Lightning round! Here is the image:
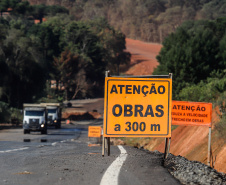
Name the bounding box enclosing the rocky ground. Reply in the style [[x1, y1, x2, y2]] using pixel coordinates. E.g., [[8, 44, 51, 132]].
[[149, 150, 226, 185]]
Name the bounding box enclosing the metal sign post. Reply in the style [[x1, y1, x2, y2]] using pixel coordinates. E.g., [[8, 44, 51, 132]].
[[207, 127, 212, 166], [164, 137, 171, 159], [102, 71, 110, 156]]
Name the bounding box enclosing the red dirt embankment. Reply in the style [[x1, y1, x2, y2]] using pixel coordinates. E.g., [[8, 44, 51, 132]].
[[125, 38, 161, 75], [125, 38, 226, 173]]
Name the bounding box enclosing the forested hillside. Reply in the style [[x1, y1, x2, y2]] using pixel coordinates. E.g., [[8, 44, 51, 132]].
[[27, 0, 226, 42], [0, 0, 130, 122]]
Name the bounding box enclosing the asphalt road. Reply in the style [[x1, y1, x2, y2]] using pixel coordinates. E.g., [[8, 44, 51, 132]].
[[0, 121, 181, 185]]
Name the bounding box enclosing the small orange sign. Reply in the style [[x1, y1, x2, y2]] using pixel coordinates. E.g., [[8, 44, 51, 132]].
[[172, 101, 212, 126], [88, 126, 102, 137], [104, 77, 172, 137]]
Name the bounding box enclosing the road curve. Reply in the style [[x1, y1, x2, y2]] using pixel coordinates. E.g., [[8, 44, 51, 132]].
[[0, 122, 180, 185]]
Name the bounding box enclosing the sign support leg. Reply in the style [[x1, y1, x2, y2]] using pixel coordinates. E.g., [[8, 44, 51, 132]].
[[103, 70, 111, 157], [102, 136, 105, 156], [107, 137, 110, 156], [168, 137, 171, 157], [164, 137, 171, 159], [105, 137, 108, 151], [104, 137, 111, 156], [164, 138, 168, 159], [207, 127, 212, 166]]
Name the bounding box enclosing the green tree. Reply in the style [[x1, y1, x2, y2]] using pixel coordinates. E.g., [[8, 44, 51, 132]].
[[28, 22, 62, 79], [154, 19, 226, 99], [178, 72, 226, 102], [53, 49, 83, 100], [0, 22, 7, 42], [11, 1, 31, 16], [0, 0, 9, 17], [0, 28, 46, 108], [90, 18, 131, 75], [219, 34, 226, 66], [45, 5, 69, 16], [30, 4, 46, 23], [64, 20, 106, 97]]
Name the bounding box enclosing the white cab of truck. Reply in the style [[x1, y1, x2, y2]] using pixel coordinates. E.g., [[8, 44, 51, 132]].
[[23, 104, 47, 134], [40, 103, 61, 129]]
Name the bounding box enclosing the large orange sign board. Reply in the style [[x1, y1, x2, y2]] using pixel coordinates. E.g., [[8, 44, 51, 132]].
[[88, 126, 102, 137], [104, 77, 172, 137], [172, 101, 212, 126]]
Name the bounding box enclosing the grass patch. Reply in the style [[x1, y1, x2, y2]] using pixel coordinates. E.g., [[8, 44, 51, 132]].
[[215, 115, 226, 142]]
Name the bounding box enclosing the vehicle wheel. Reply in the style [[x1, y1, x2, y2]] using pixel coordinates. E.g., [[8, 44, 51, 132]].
[[24, 129, 30, 134], [41, 129, 47, 135], [55, 124, 61, 129], [23, 139, 31, 142]]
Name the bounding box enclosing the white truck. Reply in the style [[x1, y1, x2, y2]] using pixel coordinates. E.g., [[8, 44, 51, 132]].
[[23, 104, 48, 134], [40, 103, 61, 129]]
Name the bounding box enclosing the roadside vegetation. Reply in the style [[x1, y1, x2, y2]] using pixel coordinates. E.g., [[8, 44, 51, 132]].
[[153, 18, 226, 140], [121, 18, 226, 146], [0, 0, 130, 123], [27, 0, 226, 43]]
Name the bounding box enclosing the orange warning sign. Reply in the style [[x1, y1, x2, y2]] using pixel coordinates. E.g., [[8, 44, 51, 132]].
[[104, 77, 172, 137], [88, 126, 102, 137], [172, 101, 212, 126]]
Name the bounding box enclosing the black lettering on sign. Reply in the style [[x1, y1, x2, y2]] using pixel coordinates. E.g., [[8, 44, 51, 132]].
[[132, 122, 139, 131], [149, 83, 157, 94], [133, 85, 140, 94], [90, 131, 98, 133], [142, 85, 149, 97], [158, 86, 165, 94], [151, 124, 160, 131], [140, 122, 146, 131], [144, 105, 154, 117], [112, 104, 122, 117], [192, 119, 204, 122], [109, 84, 166, 95], [114, 124, 121, 131], [126, 85, 132, 94], [125, 122, 131, 131], [112, 104, 165, 117], [155, 105, 164, 117], [125, 122, 147, 132], [134, 105, 144, 117], [124, 104, 133, 117], [118, 85, 125, 94], [110, 85, 118, 94]]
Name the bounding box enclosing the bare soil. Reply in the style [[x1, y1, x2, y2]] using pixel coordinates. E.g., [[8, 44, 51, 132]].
[[125, 38, 162, 75]]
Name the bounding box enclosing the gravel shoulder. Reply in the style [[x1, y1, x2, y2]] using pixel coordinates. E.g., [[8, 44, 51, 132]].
[[163, 152, 226, 185]]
